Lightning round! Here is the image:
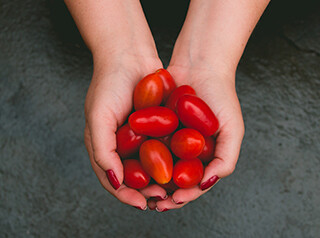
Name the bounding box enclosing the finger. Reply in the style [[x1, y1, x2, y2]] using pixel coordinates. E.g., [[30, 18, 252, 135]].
[[147, 198, 157, 211], [155, 195, 188, 212], [139, 184, 168, 201], [85, 126, 147, 210], [87, 110, 124, 190], [171, 186, 205, 205], [200, 119, 245, 190]]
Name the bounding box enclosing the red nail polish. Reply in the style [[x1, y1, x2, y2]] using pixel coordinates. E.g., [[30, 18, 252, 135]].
[[156, 207, 170, 212], [153, 195, 167, 201], [134, 206, 147, 211], [106, 170, 121, 190], [175, 201, 184, 205], [200, 175, 220, 190]]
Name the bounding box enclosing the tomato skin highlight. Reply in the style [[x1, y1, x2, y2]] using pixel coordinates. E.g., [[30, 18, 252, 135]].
[[176, 95, 219, 136], [173, 158, 204, 189], [123, 159, 150, 189], [198, 136, 216, 163], [155, 69, 177, 104], [139, 139, 173, 184], [165, 85, 196, 112], [129, 106, 179, 137], [116, 123, 148, 158], [170, 128, 205, 160], [133, 73, 163, 111]]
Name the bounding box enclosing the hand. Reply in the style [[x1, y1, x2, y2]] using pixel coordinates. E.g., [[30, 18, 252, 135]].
[[154, 65, 245, 211], [84, 55, 167, 210]]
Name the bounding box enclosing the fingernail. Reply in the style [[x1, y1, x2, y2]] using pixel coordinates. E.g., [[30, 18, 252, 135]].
[[153, 195, 168, 201], [156, 207, 170, 212], [134, 205, 147, 211], [106, 170, 121, 190], [175, 201, 184, 205], [171, 197, 183, 205], [200, 175, 220, 190]]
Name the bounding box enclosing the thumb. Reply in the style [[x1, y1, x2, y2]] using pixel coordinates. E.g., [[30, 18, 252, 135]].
[[88, 110, 124, 190], [200, 119, 245, 190]]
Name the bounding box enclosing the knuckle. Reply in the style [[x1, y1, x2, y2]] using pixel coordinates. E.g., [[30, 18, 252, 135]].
[[224, 162, 236, 177]]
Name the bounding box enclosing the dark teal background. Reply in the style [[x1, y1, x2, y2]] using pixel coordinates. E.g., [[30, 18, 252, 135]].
[[1, 1, 319, 237]]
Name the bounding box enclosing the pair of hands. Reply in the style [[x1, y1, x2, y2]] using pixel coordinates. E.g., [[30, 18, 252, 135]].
[[84, 51, 245, 211]]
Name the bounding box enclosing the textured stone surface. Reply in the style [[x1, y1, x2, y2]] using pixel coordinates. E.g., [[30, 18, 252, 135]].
[[1, 1, 319, 237]]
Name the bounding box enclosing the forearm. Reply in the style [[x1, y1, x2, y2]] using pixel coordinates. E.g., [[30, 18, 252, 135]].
[[170, 0, 270, 74], [64, 0, 159, 63]]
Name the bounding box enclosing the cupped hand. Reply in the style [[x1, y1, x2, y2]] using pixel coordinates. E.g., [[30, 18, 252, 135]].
[[155, 65, 245, 211], [84, 55, 167, 210]]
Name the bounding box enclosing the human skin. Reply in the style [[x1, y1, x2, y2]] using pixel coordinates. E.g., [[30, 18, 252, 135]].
[[64, 0, 167, 210], [155, 0, 270, 212], [65, 0, 270, 211]]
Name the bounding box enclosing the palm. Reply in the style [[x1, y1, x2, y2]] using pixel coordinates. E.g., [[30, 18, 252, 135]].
[[153, 66, 245, 210]]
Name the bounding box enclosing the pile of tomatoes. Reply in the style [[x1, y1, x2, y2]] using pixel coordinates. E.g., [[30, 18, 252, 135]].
[[116, 69, 218, 192]]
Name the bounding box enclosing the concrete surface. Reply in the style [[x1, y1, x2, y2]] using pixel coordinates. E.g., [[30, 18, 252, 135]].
[[1, 1, 319, 237]]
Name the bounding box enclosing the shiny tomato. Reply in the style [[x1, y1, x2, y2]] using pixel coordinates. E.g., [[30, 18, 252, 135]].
[[129, 106, 179, 137], [170, 128, 205, 160], [165, 85, 196, 111], [173, 158, 204, 189], [116, 123, 147, 158], [176, 95, 219, 136], [155, 69, 177, 104], [123, 159, 150, 189], [198, 136, 216, 163], [133, 73, 163, 111], [139, 139, 173, 184]]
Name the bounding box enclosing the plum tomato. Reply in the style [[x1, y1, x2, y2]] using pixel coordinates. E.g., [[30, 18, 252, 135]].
[[170, 128, 205, 160], [155, 69, 177, 104], [176, 95, 219, 136], [123, 159, 150, 189], [173, 158, 204, 189], [139, 139, 173, 184], [129, 106, 179, 137], [165, 85, 196, 112], [116, 123, 147, 158], [198, 136, 216, 163], [133, 73, 163, 111]]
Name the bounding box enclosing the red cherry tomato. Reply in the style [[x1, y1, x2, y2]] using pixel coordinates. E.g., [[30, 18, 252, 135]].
[[123, 159, 150, 189], [155, 69, 177, 104], [129, 106, 179, 137], [133, 73, 163, 111], [176, 95, 219, 136], [116, 123, 148, 158], [198, 136, 216, 163], [173, 158, 204, 189], [170, 128, 205, 160], [139, 139, 173, 184], [165, 85, 196, 111]]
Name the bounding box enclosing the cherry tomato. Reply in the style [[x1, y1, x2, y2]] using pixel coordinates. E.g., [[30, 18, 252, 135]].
[[155, 68, 177, 104], [173, 158, 204, 189], [165, 85, 196, 111], [139, 139, 173, 184], [170, 128, 205, 160], [129, 106, 179, 137], [116, 123, 147, 158], [133, 73, 163, 111], [123, 159, 150, 189], [198, 136, 216, 163], [176, 95, 219, 136]]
